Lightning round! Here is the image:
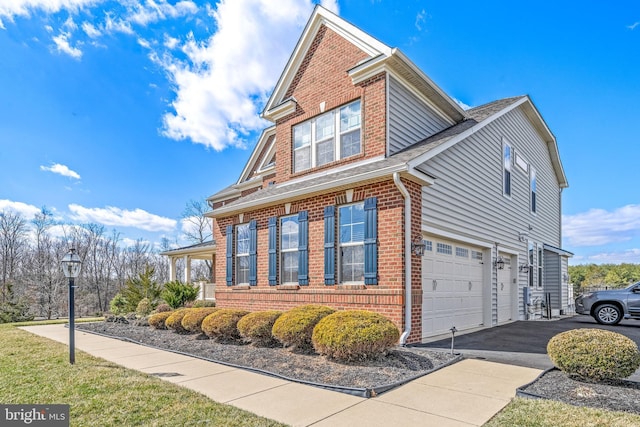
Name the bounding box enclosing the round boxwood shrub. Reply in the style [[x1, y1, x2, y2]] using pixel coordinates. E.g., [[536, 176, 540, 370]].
[[165, 308, 192, 334], [201, 309, 250, 341], [312, 310, 400, 361], [237, 310, 283, 347], [181, 307, 218, 334], [272, 305, 335, 352], [547, 328, 640, 381], [154, 303, 172, 313], [148, 311, 173, 330]]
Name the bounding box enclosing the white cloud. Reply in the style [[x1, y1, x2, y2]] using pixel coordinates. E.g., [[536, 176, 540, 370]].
[[563, 204, 640, 247], [40, 163, 81, 179], [82, 21, 101, 38], [0, 200, 41, 219], [127, 0, 198, 26], [52, 31, 83, 58], [571, 249, 640, 265], [159, 0, 337, 151], [68, 204, 177, 232], [0, 0, 100, 28], [163, 34, 179, 49], [415, 9, 427, 31], [628, 22, 639, 30], [454, 98, 472, 110], [103, 12, 134, 35]]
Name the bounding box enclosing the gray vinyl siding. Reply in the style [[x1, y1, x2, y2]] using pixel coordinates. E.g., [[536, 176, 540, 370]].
[[419, 106, 562, 322], [544, 250, 561, 310], [388, 76, 450, 155]]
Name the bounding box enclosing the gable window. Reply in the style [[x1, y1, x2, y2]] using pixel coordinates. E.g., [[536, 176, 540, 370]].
[[236, 223, 250, 285], [339, 202, 365, 283], [530, 167, 537, 214], [293, 100, 361, 173], [280, 216, 299, 284], [503, 140, 512, 197]]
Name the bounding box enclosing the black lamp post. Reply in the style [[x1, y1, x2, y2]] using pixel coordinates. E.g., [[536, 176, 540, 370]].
[[61, 248, 82, 364]]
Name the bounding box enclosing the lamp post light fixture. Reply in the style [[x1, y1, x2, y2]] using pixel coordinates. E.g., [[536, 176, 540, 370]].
[[61, 248, 82, 364]]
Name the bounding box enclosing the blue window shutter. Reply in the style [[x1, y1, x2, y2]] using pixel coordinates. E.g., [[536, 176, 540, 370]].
[[364, 197, 378, 285], [249, 220, 257, 286], [268, 217, 277, 285], [324, 206, 335, 285], [298, 211, 309, 285], [225, 225, 233, 286]]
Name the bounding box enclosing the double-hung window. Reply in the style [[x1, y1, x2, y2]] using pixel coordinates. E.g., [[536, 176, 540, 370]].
[[280, 216, 299, 284], [339, 203, 365, 283], [537, 244, 543, 288], [236, 223, 250, 285], [503, 140, 512, 197], [293, 100, 361, 173]]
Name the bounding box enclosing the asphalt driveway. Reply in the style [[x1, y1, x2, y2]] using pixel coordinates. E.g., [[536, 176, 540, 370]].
[[411, 315, 640, 375]]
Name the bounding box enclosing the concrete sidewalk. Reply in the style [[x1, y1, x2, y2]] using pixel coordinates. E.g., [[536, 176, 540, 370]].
[[21, 324, 541, 427]]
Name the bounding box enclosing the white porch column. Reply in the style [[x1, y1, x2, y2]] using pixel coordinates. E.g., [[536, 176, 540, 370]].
[[169, 257, 177, 281], [183, 255, 191, 283]]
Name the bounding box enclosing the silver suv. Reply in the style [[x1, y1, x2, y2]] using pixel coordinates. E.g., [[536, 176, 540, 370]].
[[575, 282, 640, 325]]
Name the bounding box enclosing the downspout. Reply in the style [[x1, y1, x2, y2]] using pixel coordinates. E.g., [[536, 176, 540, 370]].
[[393, 172, 412, 345]]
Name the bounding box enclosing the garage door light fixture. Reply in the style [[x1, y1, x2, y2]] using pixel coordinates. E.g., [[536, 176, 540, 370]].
[[519, 263, 530, 273], [411, 237, 426, 257], [493, 256, 505, 270]]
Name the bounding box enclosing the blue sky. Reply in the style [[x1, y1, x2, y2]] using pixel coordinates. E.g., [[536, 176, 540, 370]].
[[1, 0, 639, 264]]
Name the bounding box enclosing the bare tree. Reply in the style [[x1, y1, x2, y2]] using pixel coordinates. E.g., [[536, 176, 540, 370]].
[[181, 199, 213, 244], [0, 211, 28, 304]]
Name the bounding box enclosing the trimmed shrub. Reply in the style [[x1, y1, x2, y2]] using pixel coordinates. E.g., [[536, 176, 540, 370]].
[[312, 310, 400, 361], [161, 281, 200, 309], [181, 308, 219, 334], [201, 309, 250, 341], [272, 305, 335, 352], [547, 328, 640, 381], [148, 311, 173, 330], [165, 308, 192, 334], [136, 298, 153, 316], [193, 300, 217, 308], [155, 303, 172, 313], [109, 293, 128, 315], [237, 310, 283, 347]]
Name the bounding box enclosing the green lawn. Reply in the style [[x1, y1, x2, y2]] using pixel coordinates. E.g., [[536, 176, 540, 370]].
[[0, 322, 287, 426], [485, 397, 640, 427]]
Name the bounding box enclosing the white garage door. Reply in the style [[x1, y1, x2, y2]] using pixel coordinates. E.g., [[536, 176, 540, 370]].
[[497, 254, 513, 324], [422, 238, 485, 338]]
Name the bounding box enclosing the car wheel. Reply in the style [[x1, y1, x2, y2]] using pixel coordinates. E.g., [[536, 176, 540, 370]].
[[593, 304, 622, 325]]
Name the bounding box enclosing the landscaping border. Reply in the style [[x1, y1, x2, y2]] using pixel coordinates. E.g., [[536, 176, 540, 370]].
[[75, 324, 463, 398]]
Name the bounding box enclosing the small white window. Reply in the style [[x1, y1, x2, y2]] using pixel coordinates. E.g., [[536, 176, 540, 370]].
[[456, 247, 469, 258], [503, 140, 512, 197], [425, 240, 433, 252], [437, 243, 452, 255], [530, 167, 537, 214], [537, 245, 543, 288], [471, 250, 483, 261]]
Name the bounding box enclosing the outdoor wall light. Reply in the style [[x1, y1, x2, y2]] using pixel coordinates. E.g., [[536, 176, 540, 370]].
[[519, 263, 530, 273], [61, 248, 82, 365], [411, 237, 426, 257], [493, 256, 505, 270]]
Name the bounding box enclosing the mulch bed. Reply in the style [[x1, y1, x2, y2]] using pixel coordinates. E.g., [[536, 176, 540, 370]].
[[77, 321, 458, 396], [520, 369, 640, 414]]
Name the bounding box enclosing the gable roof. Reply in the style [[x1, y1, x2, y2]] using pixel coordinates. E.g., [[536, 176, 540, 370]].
[[262, 5, 465, 123], [208, 95, 567, 217]]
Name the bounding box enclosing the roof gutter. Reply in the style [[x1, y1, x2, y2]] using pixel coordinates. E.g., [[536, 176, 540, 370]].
[[393, 172, 412, 345]]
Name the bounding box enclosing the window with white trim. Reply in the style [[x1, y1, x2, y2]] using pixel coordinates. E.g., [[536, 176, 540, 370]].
[[456, 247, 469, 258], [503, 140, 512, 197], [236, 223, 250, 285], [293, 100, 361, 173], [425, 240, 433, 252], [537, 244, 543, 288], [530, 167, 537, 214], [339, 202, 365, 283], [471, 250, 483, 261], [437, 243, 452, 255], [280, 216, 299, 284], [528, 241, 535, 288]]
